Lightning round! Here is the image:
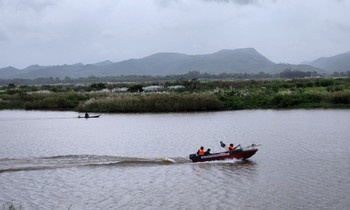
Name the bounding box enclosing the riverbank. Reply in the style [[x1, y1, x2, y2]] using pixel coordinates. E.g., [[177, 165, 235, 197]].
[[0, 78, 349, 112]]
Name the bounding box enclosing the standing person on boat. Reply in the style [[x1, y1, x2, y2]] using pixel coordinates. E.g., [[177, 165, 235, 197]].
[[204, 148, 211, 155], [197, 146, 205, 156], [220, 141, 226, 148], [85, 112, 89, 118]]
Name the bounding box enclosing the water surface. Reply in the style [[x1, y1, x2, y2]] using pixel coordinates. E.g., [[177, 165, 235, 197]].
[[0, 110, 349, 209]]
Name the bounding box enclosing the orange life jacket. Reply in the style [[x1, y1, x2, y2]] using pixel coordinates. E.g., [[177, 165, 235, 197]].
[[198, 149, 205, 156], [228, 145, 234, 152]]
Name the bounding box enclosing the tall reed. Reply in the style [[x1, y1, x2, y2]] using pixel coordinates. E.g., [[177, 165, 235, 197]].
[[77, 93, 223, 112]]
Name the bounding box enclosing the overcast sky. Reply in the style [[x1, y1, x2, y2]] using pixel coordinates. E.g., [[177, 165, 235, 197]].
[[1, 0, 350, 69]]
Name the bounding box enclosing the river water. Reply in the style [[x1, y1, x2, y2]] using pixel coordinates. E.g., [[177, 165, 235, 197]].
[[0, 110, 349, 209]]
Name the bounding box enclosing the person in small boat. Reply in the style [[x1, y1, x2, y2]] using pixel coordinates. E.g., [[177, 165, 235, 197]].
[[228, 144, 235, 153], [228, 143, 241, 153], [85, 112, 89, 118], [204, 148, 211, 155], [197, 146, 205, 156]]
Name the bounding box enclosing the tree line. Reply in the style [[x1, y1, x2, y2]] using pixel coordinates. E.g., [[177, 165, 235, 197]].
[[1, 69, 349, 86]]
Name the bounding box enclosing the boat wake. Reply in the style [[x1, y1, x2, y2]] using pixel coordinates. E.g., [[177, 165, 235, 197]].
[[0, 155, 187, 174]]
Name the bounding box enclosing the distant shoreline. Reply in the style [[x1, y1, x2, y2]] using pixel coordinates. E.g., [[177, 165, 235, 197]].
[[1, 78, 349, 112]]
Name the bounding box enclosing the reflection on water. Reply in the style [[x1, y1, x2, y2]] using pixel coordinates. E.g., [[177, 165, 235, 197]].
[[0, 110, 350, 209], [192, 159, 257, 174]]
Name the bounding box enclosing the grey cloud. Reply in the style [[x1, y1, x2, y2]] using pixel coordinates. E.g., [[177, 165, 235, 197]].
[[202, 0, 258, 5], [154, 0, 258, 7], [326, 20, 350, 33], [0, 26, 8, 41], [154, 0, 180, 7], [0, 0, 350, 68], [1, 0, 56, 12], [0, 33, 8, 41]]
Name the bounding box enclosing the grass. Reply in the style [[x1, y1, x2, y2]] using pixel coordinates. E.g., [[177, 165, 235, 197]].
[[76, 93, 224, 112]]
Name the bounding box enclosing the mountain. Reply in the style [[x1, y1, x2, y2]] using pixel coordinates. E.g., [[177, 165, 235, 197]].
[[174, 48, 275, 74], [0, 66, 21, 78], [308, 51, 350, 72], [24, 64, 46, 72], [91, 60, 114, 66], [0, 48, 323, 79], [89, 48, 277, 76], [272, 63, 321, 73]]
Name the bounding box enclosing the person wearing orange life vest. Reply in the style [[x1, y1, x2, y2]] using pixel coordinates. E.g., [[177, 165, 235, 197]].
[[228, 144, 235, 153], [228, 143, 241, 153], [197, 146, 205, 156]]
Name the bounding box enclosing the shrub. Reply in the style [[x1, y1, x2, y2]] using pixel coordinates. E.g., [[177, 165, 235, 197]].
[[272, 93, 322, 108], [127, 84, 144, 92], [77, 93, 223, 112], [325, 90, 350, 104]]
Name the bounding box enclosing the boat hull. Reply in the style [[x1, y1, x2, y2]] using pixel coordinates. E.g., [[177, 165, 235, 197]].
[[78, 115, 100, 118], [189, 148, 258, 163]]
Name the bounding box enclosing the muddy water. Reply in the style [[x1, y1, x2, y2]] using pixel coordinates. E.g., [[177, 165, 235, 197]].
[[0, 110, 349, 209]]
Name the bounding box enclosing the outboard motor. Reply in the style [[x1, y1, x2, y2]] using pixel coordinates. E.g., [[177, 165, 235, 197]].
[[189, 154, 197, 160]]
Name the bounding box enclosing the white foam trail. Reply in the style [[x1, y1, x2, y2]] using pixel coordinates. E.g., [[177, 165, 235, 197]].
[[162, 157, 176, 163]]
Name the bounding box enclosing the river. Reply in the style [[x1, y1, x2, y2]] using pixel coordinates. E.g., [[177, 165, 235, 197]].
[[0, 110, 349, 209]]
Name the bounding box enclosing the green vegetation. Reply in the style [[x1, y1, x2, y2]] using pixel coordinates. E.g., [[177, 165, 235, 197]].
[[1, 70, 350, 86], [77, 94, 223, 112], [1, 78, 350, 112]]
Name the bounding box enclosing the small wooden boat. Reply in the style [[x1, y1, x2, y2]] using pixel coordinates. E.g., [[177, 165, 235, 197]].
[[78, 114, 101, 119], [189, 143, 260, 163]]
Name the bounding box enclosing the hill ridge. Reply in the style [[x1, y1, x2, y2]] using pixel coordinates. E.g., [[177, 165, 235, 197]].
[[1, 48, 345, 79]]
